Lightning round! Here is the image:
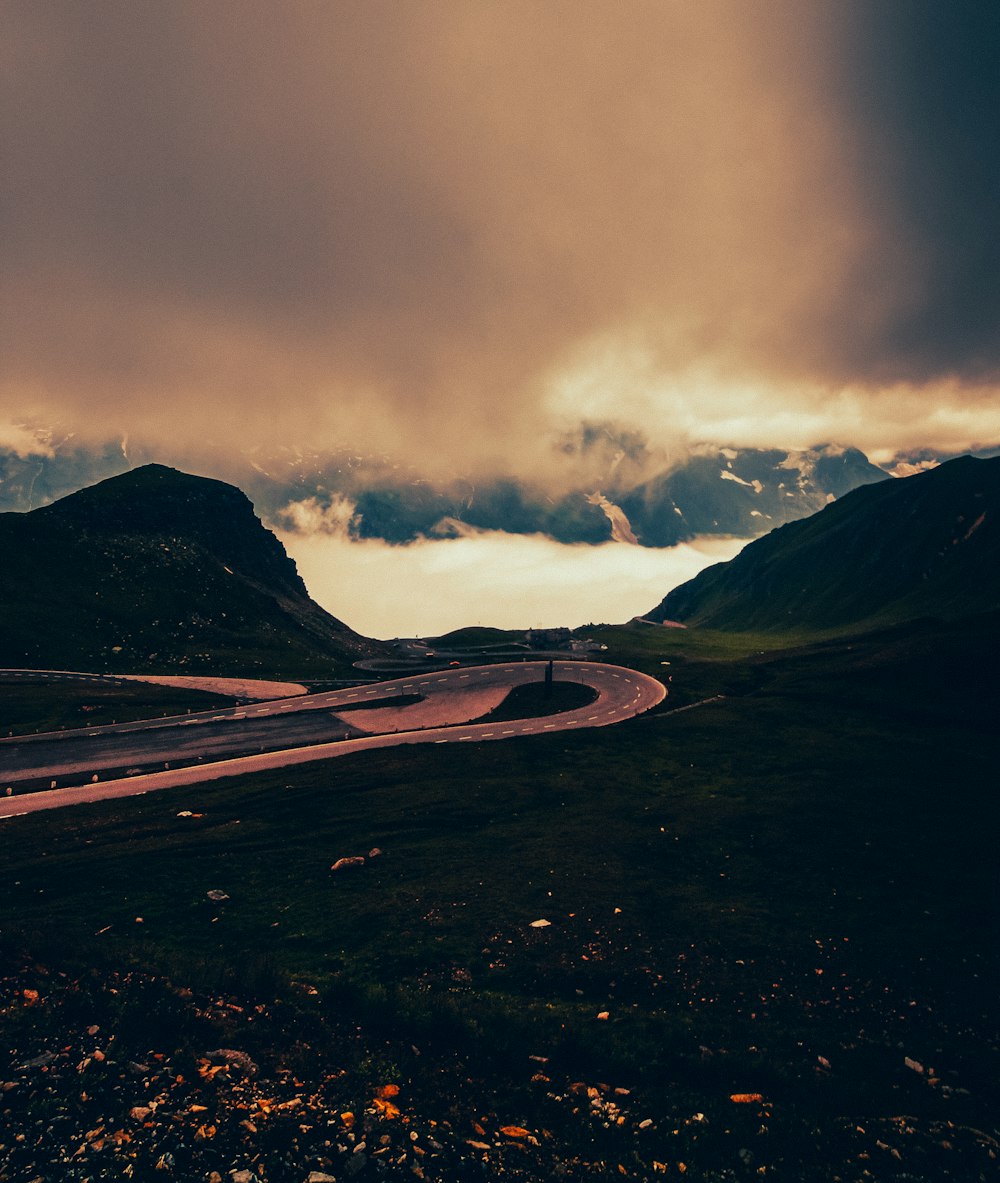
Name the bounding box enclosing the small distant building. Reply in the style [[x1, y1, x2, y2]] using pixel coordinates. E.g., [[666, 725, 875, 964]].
[[525, 627, 572, 650]]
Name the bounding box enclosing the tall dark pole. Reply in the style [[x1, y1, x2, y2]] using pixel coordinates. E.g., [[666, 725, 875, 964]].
[[544, 659, 553, 698]]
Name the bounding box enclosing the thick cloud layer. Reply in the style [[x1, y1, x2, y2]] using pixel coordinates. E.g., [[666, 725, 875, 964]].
[[278, 521, 746, 638], [4, 1, 999, 479]]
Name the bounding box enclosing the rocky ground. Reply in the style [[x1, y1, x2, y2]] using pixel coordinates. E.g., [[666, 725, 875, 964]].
[[3, 945, 998, 1183]]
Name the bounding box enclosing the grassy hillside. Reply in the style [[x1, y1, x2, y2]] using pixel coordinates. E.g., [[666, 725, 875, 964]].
[[0, 675, 238, 737], [649, 455, 1000, 632], [2, 616, 997, 1179], [0, 464, 378, 677]]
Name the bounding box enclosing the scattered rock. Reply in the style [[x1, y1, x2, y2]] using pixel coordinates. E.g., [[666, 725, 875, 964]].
[[20, 1050, 58, 1069], [205, 1048, 258, 1076], [368, 847, 383, 858], [0, 945, 992, 1183], [206, 889, 230, 902], [528, 919, 551, 928]]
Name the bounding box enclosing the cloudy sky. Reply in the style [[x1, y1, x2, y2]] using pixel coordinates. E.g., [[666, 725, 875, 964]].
[[4, 0, 999, 481]]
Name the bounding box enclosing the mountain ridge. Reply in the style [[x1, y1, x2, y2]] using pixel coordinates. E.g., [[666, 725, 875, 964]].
[[647, 454, 1000, 632], [1, 434, 893, 547]]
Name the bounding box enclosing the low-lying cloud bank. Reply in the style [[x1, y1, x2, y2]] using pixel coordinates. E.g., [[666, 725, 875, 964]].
[[277, 527, 746, 638]]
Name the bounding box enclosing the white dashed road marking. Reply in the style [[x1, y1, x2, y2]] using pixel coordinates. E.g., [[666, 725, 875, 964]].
[[2, 662, 667, 817]]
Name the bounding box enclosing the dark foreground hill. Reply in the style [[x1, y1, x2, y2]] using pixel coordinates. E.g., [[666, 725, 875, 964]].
[[0, 464, 374, 674], [648, 454, 1000, 631]]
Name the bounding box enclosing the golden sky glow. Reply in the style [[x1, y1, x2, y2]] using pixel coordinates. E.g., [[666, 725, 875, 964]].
[[3, 1, 999, 479]]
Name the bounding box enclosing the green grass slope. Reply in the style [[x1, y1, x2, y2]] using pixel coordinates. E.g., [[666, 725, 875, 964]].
[[1, 615, 997, 1179], [648, 454, 1000, 632], [0, 464, 377, 676]]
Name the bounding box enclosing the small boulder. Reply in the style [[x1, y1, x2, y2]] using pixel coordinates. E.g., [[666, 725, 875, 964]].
[[331, 856, 366, 872]]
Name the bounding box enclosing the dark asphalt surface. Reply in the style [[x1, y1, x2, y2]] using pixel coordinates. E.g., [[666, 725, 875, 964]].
[[1, 662, 666, 817]]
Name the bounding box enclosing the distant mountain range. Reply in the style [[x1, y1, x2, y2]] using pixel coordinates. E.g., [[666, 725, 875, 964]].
[[0, 432, 898, 547], [617, 445, 887, 546], [0, 465, 373, 675], [2, 455, 997, 679], [647, 455, 1000, 632]]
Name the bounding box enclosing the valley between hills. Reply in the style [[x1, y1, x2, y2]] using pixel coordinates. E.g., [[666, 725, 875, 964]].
[[1, 459, 998, 1182]]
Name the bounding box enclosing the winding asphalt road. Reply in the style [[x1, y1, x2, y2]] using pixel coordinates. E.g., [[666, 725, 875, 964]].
[[0, 662, 665, 818]]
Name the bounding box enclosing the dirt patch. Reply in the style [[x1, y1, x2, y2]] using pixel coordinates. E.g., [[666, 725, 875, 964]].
[[120, 675, 307, 700]]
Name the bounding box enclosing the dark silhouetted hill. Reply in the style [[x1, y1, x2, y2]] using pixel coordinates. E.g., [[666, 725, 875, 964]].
[[0, 465, 374, 674], [647, 455, 1000, 632]]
